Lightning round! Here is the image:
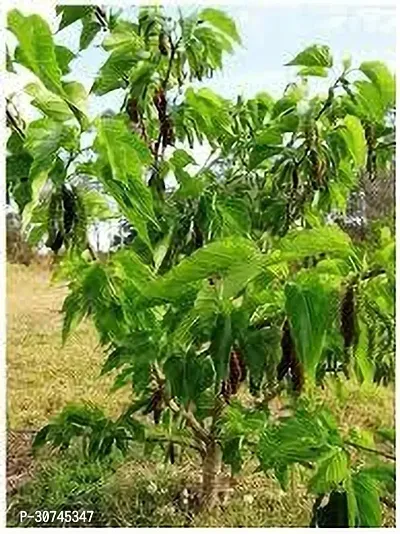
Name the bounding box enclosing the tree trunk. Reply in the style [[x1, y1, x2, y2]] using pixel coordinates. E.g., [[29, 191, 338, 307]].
[[201, 440, 222, 509]]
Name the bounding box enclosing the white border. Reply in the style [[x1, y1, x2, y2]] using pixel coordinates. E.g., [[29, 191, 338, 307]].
[[1, 0, 398, 532]]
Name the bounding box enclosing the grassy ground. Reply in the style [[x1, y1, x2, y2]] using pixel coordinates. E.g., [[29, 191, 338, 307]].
[[7, 263, 129, 429], [6, 263, 395, 527]]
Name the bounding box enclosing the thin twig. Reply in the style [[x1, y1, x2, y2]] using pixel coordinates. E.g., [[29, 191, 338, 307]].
[[345, 440, 395, 461]]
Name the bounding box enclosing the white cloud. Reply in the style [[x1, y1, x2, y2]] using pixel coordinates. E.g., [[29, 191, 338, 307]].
[[322, 5, 396, 35]]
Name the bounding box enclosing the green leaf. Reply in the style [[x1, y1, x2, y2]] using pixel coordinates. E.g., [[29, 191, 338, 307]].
[[240, 328, 280, 393], [145, 238, 261, 300], [103, 21, 144, 54], [32, 425, 51, 451], [95, 117, 155, 247], [352, 471, 382, 527], [340, 115, 366, 167], [249, 144, 283, 170], [92, 54, 134, 96], [184, 87, 233, 140], [62, 81, 89, 128], [375, 427, 395, 445], [269, 226, 353, 265], [361, 463, 395, 494], [164, 352, 215, 404], [345, 477, 358, 527], [128, 62, 156, 99], [6, 46, 15, 72], [6, 150, 33, 211], [352, 80, 386, 122], [298, 66, 328, 77], [25, 82, 74, 122], [258, 406, 335, 473], [210, 314, 232, 383], [354, 321, 374, 383], [80, 18, 101, 50], [359, 61, 395, 108], [285, 277, 331, 377], [309, 448, 349, 493], [198, 8, 241, 44], [22, 119, 77, 230], [170, 149, 196, 169], [222, 437, 243, 474], [8, 10, 63, 95], [54, 45, 75, 75], [285, 44, 333, 68], [24, 118, 77, 164], [56, 5, 93, 31]]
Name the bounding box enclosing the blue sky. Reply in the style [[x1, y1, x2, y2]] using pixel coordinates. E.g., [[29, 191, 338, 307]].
[[6, 3, 396, 120], [47, 3, 396, 117]]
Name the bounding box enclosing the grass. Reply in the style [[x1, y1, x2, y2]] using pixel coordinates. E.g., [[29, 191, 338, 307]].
[[6, 263, 395, 527], [8, 444, 315, 528], [7, 263, 129, 429]]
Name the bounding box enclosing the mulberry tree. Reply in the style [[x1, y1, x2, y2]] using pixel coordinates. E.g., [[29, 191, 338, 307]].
[[6, 5, 395, 524]]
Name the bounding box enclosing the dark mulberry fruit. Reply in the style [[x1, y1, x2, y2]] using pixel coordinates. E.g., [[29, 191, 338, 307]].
[[126, 97, 139, 124], [62, 185, 76, 236], [340, 284, 356, 350], [277, 319, 304, 393]]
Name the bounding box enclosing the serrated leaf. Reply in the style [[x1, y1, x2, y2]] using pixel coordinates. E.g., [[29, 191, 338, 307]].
[[8, 10, 63, 95], [170, 149, 196, 169], [340, 115, 366, 167], [62, 81, 89, 128], [249, 144, 283, 170], [95, 117, 155, 248], [258, 407, 334, 473], [359, 60, 395, 108], [298, 66, 328, 77], [286, 44, 333, 68], [80, 17, 101, 50], [24, 118, 77, 163], [55, 45, 76, 75], [103, 21, 144, 54], [309, 448, 349, 493], [268, 226, 352, 265], [25, 82, 74, 122], [145, 238, 261, 300], [210, 314, 232, 383], [352, 471, 382, 527], [352, 80, 386, 122], [22, 119, 77, 230], [375, 427, 395, 445], [6, 46, 15, 72], [92, 53, 134, 95], [222, 437, 243, 474], [361, 463, 395, 494], [354, 321, 374, 383], [153, 231, 172, 273], [344, 477, 358, 527], [198, 8, 241, 44], [56, 5, 93, 31], [285, 277, 331, 377]]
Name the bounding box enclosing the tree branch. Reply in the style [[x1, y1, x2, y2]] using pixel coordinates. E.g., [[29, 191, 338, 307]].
[[345, 440, 395, 461], [151, 364, 210, 446], [146, 435, 204, 454]]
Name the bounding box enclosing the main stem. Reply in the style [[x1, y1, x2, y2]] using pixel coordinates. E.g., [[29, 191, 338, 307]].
[[201, 439, 223, 508], [200, 395, 226, 508]]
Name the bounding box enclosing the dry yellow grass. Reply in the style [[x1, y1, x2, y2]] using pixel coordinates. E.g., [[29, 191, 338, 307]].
[[7, 263, 130, 429]]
